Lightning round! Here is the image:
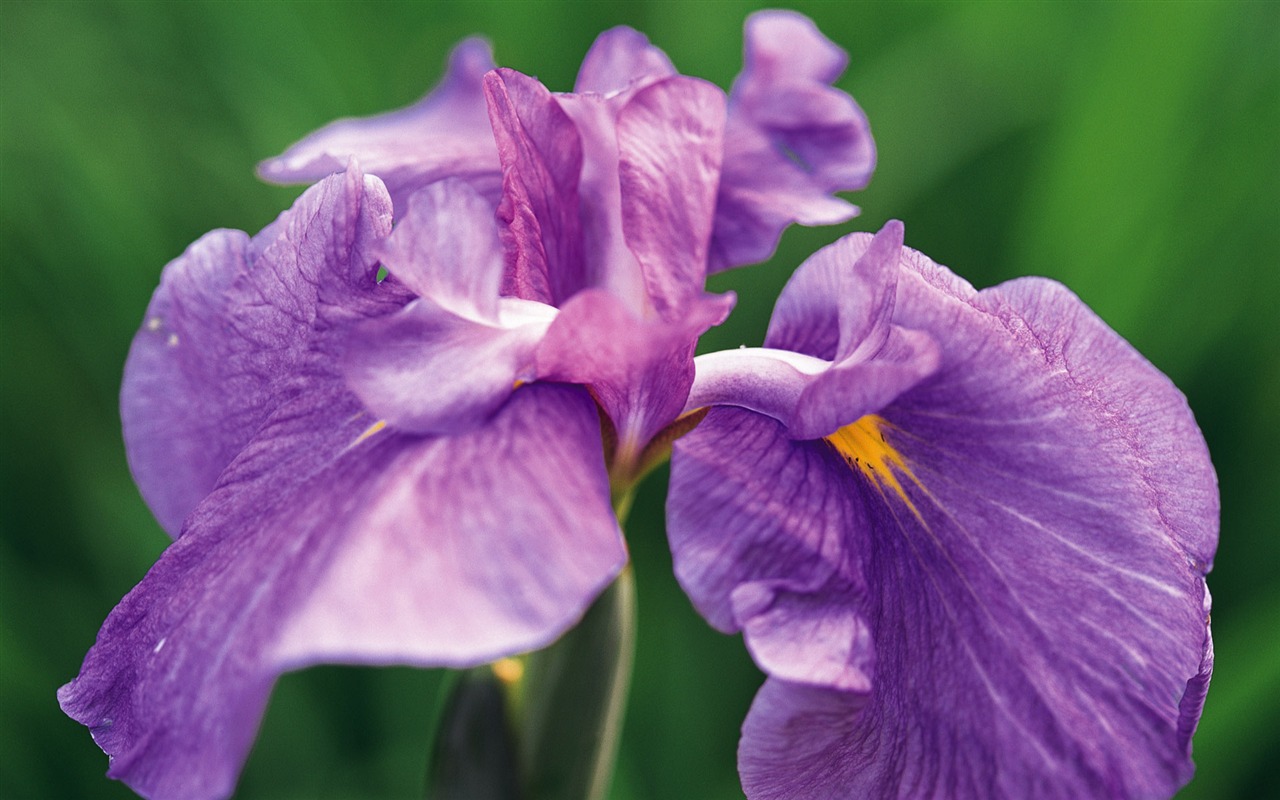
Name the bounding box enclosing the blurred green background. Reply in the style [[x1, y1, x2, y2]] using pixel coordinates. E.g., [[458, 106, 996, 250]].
[[2, 1, 1277, 798]]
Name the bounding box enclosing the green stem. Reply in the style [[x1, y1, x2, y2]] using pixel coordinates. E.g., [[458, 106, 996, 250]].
[[513, 567, 636, 800]]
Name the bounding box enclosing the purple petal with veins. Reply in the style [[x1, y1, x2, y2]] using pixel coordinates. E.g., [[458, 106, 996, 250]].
[[121, 165, 397, 536], [574, 26, 676, 95], [62, 383, 622, 800], [710, 11, 876, 271], [670, 225, 1218, 799], [258, 38, 501, 213]]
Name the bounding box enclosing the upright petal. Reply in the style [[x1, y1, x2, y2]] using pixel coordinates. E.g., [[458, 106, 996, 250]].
[[574, 26, 676, 95], [485, 69, 586, 305], [711, 11, 875, 271], [60, 382, 624, 800], [121, 166, 396, 535], [670, 235, 1217, 798], [616, 76, 726, 316], [258, 39, 501, 212]]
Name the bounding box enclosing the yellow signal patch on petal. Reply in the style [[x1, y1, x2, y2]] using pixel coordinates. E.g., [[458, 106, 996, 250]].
[[352, 419, 388, 446], [826, 415, 925, 522]]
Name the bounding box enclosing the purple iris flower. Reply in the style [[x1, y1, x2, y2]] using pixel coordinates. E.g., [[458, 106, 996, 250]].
[[59, 13, 875, 800], [668, 222, 1218, 799], [259, 10, 875, 272]]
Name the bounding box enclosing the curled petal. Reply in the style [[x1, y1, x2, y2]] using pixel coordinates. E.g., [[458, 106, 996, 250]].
[[122, 166, 396, 535], [711, 10, 875, 271], [574, 26, 676, 95], [60, 383, 623, 800], [685, 347, 826, 424], [765, 220, 903, 362], [259, 39, 501, 212], [791, 326, 940, 439], [732, 578, 874, 694]]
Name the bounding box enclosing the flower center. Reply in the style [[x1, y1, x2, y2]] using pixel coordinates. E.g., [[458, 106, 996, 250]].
[[826, 415, 924, 520]]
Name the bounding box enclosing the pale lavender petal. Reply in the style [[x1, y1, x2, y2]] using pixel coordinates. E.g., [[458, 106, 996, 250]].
[[537, 288, 733, 457], [375, 179, 505, 319], [121, 166, 396, 535], [731, 578, 873, 694], [485, 69, 586, 305], [617, 76, 726, 315], [670, 238, 1217, 797], [258, 39, 501, 212], [684, 329, 938, 441], [711, 11, 875, 271], [274, 383, 624, 667], [60, 382, 622, 800], [574, 26, 676, 94], [341, 295, 551, 435]]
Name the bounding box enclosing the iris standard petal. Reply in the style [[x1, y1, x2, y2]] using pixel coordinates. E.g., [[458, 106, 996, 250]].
[[616, 76, 726, 316], [710, 10, 875, 271], [60, 382, 623, 800], [485, 68, 586, 305], [258, 38, 500, 212], [670, 234, 1217, 798], [574, 26, 676, 95], [121, 166, 396, 535]]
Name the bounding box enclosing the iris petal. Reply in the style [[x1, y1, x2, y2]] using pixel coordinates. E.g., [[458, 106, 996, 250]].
[[121, 166, 396, 536], [615, 75, 726, 315], [574, 26, 676, 95], [341, 295, 552, 435], [485, 68, 587, 305], [258, 38, 500, 213], [710, 10, 875, 271], [61, 383, 623, 800], [669, 233, 1217, 798]]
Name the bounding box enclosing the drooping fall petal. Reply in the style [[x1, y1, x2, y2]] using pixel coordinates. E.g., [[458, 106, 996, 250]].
[[669, 229, 1217, 799], [61, 383, 623, 800]]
